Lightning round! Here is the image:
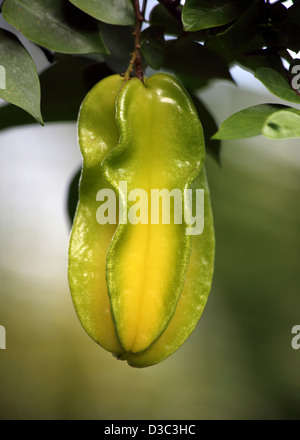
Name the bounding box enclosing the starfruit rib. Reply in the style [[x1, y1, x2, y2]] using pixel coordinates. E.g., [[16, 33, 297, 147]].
[[68, 74, 125, 354], [102, 73, 206, 354], [123, 168, 215, 367]]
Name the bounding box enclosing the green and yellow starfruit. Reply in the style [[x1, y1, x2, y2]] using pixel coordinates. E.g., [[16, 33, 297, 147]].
[[68, 73, 215, 367]]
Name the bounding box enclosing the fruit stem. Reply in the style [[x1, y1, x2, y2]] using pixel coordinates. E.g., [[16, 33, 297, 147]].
[[133, 0, 144, 81], [124, 0, 144, 82]]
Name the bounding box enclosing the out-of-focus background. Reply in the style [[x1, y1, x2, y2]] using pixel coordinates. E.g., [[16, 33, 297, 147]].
[[1, 4, 300, 421]]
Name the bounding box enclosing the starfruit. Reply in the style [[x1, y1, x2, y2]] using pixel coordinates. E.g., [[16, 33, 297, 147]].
[[68, 73, 215, 367]]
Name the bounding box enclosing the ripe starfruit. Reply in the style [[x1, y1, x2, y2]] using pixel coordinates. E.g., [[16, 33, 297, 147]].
[[68, 73, 215, 367]]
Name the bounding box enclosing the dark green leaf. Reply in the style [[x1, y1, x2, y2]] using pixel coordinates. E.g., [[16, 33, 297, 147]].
[[189, 91, 221, 164], [69, 0, 134, 26], [164, 39, 233, 90], [0, 57, 114, 131], [100, 23, 134, 73], [282, 3, 300, 52], [141, 26, 166, 70], [236, 53, 286, 76], [255, 67, 300, 104], [2, 0, 108, 54], [206, 1, 263, 60], [268, 2, 287, 25], [284, 2, 300, 26], [263, 109, 300, 139], [182, 0, 250, 32], [212, 104, 292, 140], [150, 4, 183, 36], [0, 29, 43, 124], [282, 22, 300, 53], [0, 105, 34, 130]]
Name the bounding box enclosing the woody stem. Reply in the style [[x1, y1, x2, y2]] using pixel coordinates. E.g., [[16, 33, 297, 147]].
[[133, 0, 144, 81]]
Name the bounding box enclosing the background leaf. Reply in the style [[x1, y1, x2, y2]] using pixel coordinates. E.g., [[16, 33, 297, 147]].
[[0, 57, 114, 131], [69, 0, 134, 26], [0, 29, 42, 124], [236, 53, 286, 77], [141, 26, 166, 70], [164, 39, 233, 90], [255, 67, 300, 104], [205, 0, 263, 62], [189, 91, 221, 164], [150, 4, 182, 36], [281, 3, 300, 52], [100, 23, 134, 73], [212, 104, 289, 140], [263, 109, 300, 139], [2, 0, 108, 54], [182, 0, 250, 32]]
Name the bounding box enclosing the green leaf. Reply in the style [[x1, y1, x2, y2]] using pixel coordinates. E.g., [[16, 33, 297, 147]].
[[262, 109, 300, 139], [2, 0, 108, 54], [182, 0, 249, 32], [0, 57, 114, 131], [150, 4, 183, 36], [164, 39, 233, 90], [141, 26, 166, 70], [255, 67, 300, 104], [212, 104, 288, 140], [0, 29, 43, 124], [69, 0, 134, 26]]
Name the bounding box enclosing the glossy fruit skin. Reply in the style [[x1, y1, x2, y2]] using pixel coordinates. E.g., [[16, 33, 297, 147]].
[[122, 168, 215, 367], [68, 74, 124, 355], [68, 73, 215, 367]]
